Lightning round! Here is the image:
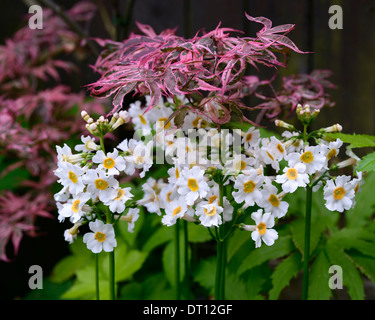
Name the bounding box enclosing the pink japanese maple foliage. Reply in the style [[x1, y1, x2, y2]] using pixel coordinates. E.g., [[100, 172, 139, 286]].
[[88, 13, 335, 125], [0, 1, 106, 261]]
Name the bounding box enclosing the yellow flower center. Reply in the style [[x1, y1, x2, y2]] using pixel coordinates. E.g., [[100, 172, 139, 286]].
[[158, 117, 171, 130], [208, 195, 218, 204], [286, 168, 298, 180], [235, 160, 247, 171], [166, 191, 173, 202], [103, 157, 115, 169], [192, 117, 208, 128], [277, 144, 284, 153], [95, 231, 106, 242], [300, 151, 314, 163], [72, 200, 80, 213], [173, 206, 182, 217], [95, 179, 108, 190], [268, 194, 280, 207], [327, 149, 337, 160], [333, 187, 345, 200], [138, 114, 147, 125], [266, 151, 275, 161], [115, 189, 125, 200], [175, 167, 180, 179], [204, 206, 217, 216], [68, 171, 78, 184], [187, 178, 199, 192], [257, 222, 267, 236], [245, 132, 252, 142], [243, 180, 256, 193]]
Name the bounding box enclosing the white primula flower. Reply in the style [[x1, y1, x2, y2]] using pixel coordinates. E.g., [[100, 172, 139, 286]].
[[260, 137, 286, 171], [196, 201, 223, 228], [321, 138, 343, 163], [128, 100, 153, 135], [54, 161, 85, 195], [281, 131, 304, 153], [323, 175, 355, 212], [56, 144, 84, 164], [202, 186, 233, 222], [246, 209, 278, 248], [83, 220, 117, 253], [125, 140, 153, 178], [117, 208, 140, 232], [286, 145, 327, 175], [176, 166, 210, 205], [74, 135, 99, 152], [63, 222, 82, 243], [149, 104, 174, 132], [159, 183, 179, 209], [82, 168, 119, 202], [162, 200, 188, 227], [242, 127, 261, 149], [275, 163, 309, 193], [92, 148, 126, 176], [58, 192, 90, 223], [104, 187, 133, 213], [137, 177, 165, 215], [233, 170, 264, 208], [257, 183, 289, 219], [225, 153, 256, 176]]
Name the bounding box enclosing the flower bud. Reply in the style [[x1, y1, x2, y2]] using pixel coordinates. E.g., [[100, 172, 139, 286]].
[[275, 119, 295, 131]]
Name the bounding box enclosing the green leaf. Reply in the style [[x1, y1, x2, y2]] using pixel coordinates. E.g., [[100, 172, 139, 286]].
[[346, 171, 375, 228], [237, 235, 295, 275], [227, 229, 252, 262], [115, 250, 147, 282], [350, 252, 375, 285], [269, 251, 303, 300], [142, 226, 173, 253], [193, 256, 216, 295], [325, 243, 364, 300], [357, 152, 375, 173], [308, 250, 332, 300], [330, 228, 375, 258], [324, 133, 375, 148], [187, 221, 212, 243], [162, 237, 190, 287]]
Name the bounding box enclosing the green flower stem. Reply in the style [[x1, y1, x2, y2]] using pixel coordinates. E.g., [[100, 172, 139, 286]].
[[302, 184, 313, 300], [214, 179, 227, 300], [215, 239, 224, 300], [95, 253, 100, 300], [175, 219, 181, 300], [183, 220, 190, 298], [100, 137, 116, 300], [109, 251, 116, 300]]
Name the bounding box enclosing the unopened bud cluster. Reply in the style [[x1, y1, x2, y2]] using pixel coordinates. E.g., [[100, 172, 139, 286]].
[[81, 110, 131, 137]]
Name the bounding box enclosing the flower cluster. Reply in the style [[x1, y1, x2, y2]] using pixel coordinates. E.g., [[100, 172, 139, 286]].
[[54, 94, 364, 252], [130, 99, 364, 248], [54, 111, 140, 253]]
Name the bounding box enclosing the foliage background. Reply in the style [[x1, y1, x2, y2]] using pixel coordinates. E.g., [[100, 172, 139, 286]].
[[0, 0, 374, 300]]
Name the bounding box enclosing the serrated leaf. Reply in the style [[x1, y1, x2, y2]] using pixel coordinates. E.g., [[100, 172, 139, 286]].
[[330, 229, 375, 258], [269, 251, 303, 300], [357, 152, 375, 173], [324, 133, 375, 148], [187, 222, 212, 243], [346, 172, 375, 228], [349, 252, 375, 285], [193, 256, 216, 294], [308, 249, 332, 300], [238, 235, 295, 275], [142, 225, 173, 253], [325, 243, 364, 300]]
